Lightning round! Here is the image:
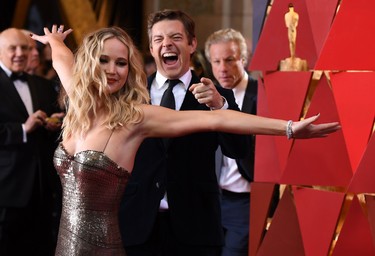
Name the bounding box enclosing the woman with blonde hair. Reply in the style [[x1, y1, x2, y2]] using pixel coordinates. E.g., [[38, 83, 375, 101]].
[[31, 25, 339, 255]]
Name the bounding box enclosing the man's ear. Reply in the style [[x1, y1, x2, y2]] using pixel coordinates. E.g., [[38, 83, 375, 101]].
[[149, 45, 155, 58], [189, 37, 197, 55]]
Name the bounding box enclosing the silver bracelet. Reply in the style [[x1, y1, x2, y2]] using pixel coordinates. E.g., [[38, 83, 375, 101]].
[[286, 120, 294, 140]]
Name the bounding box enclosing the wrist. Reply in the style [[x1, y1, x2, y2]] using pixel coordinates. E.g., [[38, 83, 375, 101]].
[[286, 120, 294, 139], [220, 96, 226, 108], [210, 96, 226, 110]]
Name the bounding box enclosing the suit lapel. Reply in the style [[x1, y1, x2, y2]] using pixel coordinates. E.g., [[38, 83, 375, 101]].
[[27, 76, 41, 113], [241, 78, 258, 114], [236, 77, 258, 181]]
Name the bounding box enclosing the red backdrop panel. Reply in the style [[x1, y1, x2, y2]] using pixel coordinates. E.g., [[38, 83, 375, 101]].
[[348, 133, 375, 193], [293, 187, 345, 256], [315, 0, 375, 70], [364, 195, 375, 249], [331, 196, 375, 256], [256, 188, 305, 256], [249, 183, 279, 256], [254, 76, 282, 182], [305, 0, 339, 54], [263, 71, 311, 172], [330, 71, 375, 171], [281, 76, 352, 186]]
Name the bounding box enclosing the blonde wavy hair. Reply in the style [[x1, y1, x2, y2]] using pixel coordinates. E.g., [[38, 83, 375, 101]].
[[62, 27, 150, 140]]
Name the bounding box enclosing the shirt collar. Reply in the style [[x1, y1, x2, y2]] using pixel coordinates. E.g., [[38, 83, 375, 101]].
[[155, 70, 192, 90], [232, 71, 248, 95], [0, 61, 12, 77]]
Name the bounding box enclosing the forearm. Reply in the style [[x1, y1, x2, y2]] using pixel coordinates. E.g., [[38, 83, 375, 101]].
[[246, 115, 287, 136], [213, 110, 340, 140], [49, 38, 74, 70], [214, 110, 287, 137]]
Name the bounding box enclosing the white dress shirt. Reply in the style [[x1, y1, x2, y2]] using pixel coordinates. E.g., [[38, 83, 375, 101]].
[[0, 62, 32, 142], [150, 71, 191, 110], [0, 62, 33, 115], [219, 72, 251, 193]]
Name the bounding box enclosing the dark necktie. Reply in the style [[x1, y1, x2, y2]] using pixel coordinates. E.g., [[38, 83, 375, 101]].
[[10, 72, 27, 82], [160, 79, 180, 109]]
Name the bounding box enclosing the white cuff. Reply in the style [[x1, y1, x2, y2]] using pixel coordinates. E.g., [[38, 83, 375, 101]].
[[22, 124, 27, 143]]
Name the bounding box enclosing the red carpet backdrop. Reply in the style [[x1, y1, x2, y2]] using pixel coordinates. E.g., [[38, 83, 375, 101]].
[[249, 0, 375, 255]]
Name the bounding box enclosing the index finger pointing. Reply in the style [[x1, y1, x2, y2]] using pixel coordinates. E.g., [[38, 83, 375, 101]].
[[189, 83, 199, 92]]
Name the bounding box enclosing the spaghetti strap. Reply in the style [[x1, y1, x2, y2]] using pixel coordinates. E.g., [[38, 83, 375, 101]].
[[102, 129, 114, 153]]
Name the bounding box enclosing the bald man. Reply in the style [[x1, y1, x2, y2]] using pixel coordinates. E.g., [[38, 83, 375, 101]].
[[0, 28, 64, 255]]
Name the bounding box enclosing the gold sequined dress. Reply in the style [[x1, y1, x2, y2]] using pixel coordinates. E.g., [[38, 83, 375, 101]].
[[53, 143, 130, 256]]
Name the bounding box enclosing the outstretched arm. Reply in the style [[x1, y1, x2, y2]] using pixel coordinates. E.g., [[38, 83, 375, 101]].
[[30, 25, 74, 95], [140, 105, 341, 140]]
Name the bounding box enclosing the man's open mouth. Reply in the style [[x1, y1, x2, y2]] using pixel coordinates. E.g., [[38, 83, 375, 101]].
[[162, 52, 178, 64]]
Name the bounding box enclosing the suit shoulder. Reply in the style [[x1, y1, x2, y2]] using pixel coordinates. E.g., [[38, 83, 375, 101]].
[[30, 74, 59, 89], [30, 74, 54, 83]]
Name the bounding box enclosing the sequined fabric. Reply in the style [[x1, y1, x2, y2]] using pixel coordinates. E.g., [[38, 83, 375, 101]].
[[53, 143, 130, 256]]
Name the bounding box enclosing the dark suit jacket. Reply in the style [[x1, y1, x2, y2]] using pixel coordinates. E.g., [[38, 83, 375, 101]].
[[120, 71, 248, 247], [215, 77, 257, 184], [235, 76, 258, 182], [0, 68, 61, 207]]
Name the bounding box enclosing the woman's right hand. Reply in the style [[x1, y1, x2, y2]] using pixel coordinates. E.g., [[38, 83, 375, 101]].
[[30, 24, 72, 45]]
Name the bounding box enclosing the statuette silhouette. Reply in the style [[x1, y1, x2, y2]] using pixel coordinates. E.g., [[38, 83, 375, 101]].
[[279, 3, 308, 71]]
